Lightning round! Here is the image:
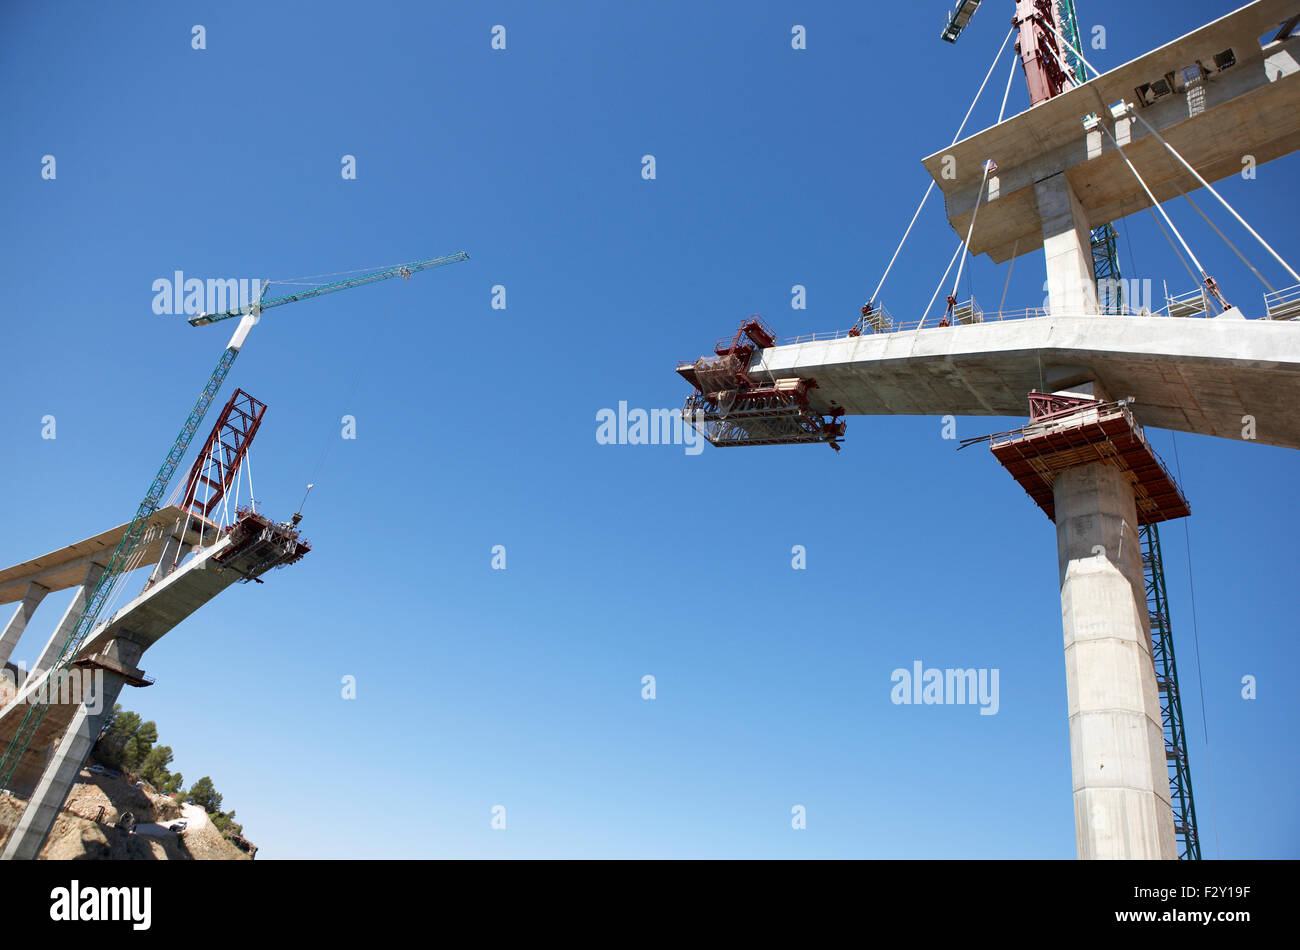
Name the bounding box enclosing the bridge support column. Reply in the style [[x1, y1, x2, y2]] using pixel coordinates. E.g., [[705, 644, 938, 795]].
[[1054, 464, 1177, 859], [0, 583, 49, 669], [1035, 171, 1098, 315], [0, 638, 140, 860], [32, 561, 106, 677], [145, 525, 191, 590]]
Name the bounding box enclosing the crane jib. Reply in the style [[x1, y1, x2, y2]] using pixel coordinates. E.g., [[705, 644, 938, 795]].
[[187, 252, 469, 326]]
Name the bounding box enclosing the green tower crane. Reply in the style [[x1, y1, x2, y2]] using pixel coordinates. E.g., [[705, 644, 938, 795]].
[[0, 252, 468, 795], [939, 0, 1201, 859]]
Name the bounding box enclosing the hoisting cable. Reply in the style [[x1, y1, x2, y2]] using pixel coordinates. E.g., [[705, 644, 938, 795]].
[[862, 27, 1017, 324], [270, 262, 410, 287], [1183, 194, 1274, 293], [944, 159, 995, 323], [1154, 144, 1275, 292], [935, 53, 1018, 328], [920, 240, 966, 327], [1102, 123, 1226, 307], [1170, 432, 1223, 858], [998, 238, 1019, 314], [1040, 19, 1300, 286], [925, 52, 1013, 335], [1147, 206, 1202, 294], [1038, 39, 1230, 311]]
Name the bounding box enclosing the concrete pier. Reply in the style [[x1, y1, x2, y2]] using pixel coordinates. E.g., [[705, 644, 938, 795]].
[[1054, 464, 1177, 859], [31, 561, 105, 676], [0, 583, 48, 669], [1035, 173, 1098, 315], [0, 508, 308, 859], [0, 638, 139, 861]]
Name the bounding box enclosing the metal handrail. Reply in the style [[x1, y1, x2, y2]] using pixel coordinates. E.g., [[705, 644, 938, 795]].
[[1264, 282, 1300, 320], [774, 297, 1293, 346]]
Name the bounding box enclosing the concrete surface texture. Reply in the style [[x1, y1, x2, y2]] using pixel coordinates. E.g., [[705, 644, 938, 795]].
[[0, 511, 306, 859], [922, 0, 1300, 262], [750, 314, 1300, 448], [1054, 463, 1177, 859]]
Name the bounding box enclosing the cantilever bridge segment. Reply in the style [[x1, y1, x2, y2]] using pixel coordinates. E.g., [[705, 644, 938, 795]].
[[676, 0, 1300, 859], [0, 394, 309, 860]]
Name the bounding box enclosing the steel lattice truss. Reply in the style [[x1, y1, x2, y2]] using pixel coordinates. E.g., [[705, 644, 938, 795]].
[[1141, 523, 1202, 860], [179, 388, 266, 520]]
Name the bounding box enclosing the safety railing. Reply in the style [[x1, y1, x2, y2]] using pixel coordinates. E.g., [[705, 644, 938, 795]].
[[773, 290, 1300, 346], [1166, 287, 1210, 318], [1264, 283, 1300, 320]]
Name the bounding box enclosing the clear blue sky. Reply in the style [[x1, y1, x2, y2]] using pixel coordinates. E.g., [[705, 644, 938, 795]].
[[1, 1, 1296, 858]]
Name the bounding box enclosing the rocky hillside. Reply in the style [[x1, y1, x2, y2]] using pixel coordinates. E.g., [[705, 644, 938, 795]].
[[0, 768, 252, 860]]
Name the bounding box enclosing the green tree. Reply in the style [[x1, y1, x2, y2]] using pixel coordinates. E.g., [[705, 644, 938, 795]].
[[138, 745, 174, 786], [121, 720, 158, 771], [186, 776, 223, 814], [94, 708, 143, 768], [211, 810, 243, 837], [96, 703, 122, 742]]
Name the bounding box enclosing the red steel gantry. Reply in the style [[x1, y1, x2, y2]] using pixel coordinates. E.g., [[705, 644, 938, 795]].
[[676, 317, 846, 451]]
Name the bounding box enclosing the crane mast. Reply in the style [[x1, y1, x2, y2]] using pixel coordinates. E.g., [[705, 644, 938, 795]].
[[939, 0, 1202, 859], [0, 252, 467, 793]]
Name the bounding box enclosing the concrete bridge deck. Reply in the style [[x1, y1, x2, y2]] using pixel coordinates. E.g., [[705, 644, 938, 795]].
[[0, 506, 216, 606], [752, 313, 1300, 448], [923, 0, 1300, 263], [0, 512, 307, 799]]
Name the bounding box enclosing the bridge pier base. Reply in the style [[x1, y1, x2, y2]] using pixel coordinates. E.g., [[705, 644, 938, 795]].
[[0, 638, 139, 860], [1054, 463, 1177, 859], [0, 582, 49, 669]]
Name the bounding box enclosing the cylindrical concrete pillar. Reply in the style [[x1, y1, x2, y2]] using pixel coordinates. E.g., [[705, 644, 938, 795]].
[[1053, 462, 1176, 859]]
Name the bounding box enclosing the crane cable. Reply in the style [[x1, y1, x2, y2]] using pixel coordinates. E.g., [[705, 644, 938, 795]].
[[1150, 150, 1275, 293], [270, 261, 417, 288], [1040, 18, 1300, 287], [920, 240, 966, 326], [866, 26, 1017, 312], [1146, 206, 1202, 296], [926, 52, 1019, 329], [1037, 41, 1217, 303], [1182, 192, 1275, 293], [1170, 433, 1222, 859], [1042, 24, 1227, 853], [948, 160, 995, 315], [949, 52, 1020, 309]]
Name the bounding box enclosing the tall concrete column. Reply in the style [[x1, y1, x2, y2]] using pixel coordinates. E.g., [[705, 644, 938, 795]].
[[32, 561, 106, 676], [0, 582, 48, 668], [1054, 463, 1176, 859], [0, 638, 141, 860], [1035, 171, 1098, 315]]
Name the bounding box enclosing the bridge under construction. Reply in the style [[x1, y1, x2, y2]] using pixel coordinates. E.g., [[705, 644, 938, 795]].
[[0, 253, 466, 859], [677, 0, 1300, 858]]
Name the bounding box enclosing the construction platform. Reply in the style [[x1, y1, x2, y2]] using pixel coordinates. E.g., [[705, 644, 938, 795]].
[[987, 396, 1190, 525], [678, 317, 846, 450], [744, 314, 1300, 449], [924, 0, 1300, 262], [0, 509, 308, 797]]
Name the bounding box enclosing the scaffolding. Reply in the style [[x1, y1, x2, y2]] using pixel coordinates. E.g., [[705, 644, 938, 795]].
[[988, 396, 1190, 526], [677, 317, 846, 451]]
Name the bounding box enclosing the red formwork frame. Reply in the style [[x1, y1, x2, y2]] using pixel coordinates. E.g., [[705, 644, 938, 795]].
[[179, 388, 267, 520]]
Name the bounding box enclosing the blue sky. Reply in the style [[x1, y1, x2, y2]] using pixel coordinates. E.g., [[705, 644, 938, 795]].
[[1, 0, 1296, 858]]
